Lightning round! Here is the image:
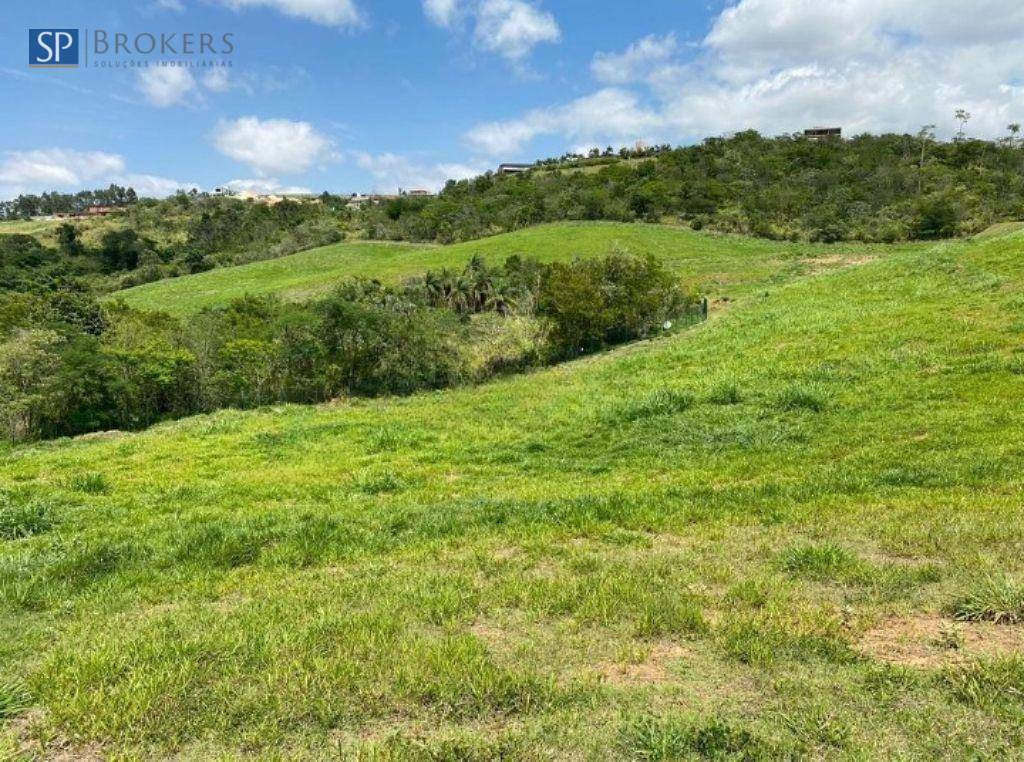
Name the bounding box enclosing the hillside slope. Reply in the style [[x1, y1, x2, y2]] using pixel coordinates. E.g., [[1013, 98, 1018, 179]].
[[2, 230, 1024, 758], [113, 221, 922, 314]]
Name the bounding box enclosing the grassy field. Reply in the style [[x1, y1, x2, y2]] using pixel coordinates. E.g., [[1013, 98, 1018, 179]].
[[0, 216, 125, 248], [111, 222, 918, 314], [2, 225, 1024, 758]]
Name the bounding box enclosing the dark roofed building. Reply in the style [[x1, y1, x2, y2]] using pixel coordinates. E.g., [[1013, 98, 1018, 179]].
[[498, 163, 532, 175], [804, 126, 842, 141]]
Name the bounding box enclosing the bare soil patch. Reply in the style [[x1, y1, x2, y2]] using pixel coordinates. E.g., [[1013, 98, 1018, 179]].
[[859, 614, 1024, 668], [597, 641, 693, 686]]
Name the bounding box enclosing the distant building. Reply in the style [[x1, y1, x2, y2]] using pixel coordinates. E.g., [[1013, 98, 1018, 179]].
[[498, 163, 532, 175], [230, 190, 320, 205], [804, 126, 842, 141], [406, 189, 434, 197], [85, 205, 124, 216]]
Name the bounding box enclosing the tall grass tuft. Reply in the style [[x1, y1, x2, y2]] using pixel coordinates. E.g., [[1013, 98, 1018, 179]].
[[0, 679, 30, 720], [619, 713, 778, 761], [951, 574, 1024, 624], [0, 494, 55, 540]]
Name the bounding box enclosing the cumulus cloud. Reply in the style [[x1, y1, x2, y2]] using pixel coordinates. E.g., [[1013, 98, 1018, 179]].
[[211, 116, 337, 175], [474, 0, 560, 61], [423, 0, 462, 28], [465, 88, 663, 155], [135, 66, 197, 107], [351, 151, 487, 192], [216, 0, 364, 28], [0, 148, 193, 199], [591, 33, 677, 84], [465, 0, 1024, 155], [424, 0, 560, 64]]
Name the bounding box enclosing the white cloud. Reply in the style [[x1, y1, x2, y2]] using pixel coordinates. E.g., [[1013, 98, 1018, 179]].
[[123, 173, 199, 197], [591, 33, 677, 84], [216, 0, 364, 28], [464, 0, 1024, 155], [352, 151, 487, 192], [135, 66, 197, 107], [0, 148, 193, 199], [465, 88, 663, 155], [202, 68, 232, 93], [152, 0, 186, 11], [223, 178, 313, 195], [423, 0, 462, 28], [474, 0, 560, 61], [211, 116, 337, 175], [424, 0, 560, 65]]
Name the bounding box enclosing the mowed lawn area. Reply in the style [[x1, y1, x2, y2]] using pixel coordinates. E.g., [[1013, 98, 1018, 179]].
[[111, 221, 920, 314], [2, 228, 1024, 758]]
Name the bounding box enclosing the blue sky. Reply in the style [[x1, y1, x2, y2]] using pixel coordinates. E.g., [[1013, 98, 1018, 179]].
[[2, 0, 1023, 198]]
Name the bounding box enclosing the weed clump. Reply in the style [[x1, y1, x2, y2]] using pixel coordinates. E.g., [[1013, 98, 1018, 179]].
[[67, 472, 110, 494], [775, 385, 828, 412], [951, 574, 1024, 624], [0, 679, 30, 720], [619, 714, 778, 761], [0, 492, 55, 540], [706, 381, 743, 406], [614, 388, 695, 422], [944, 656, 1024, 709], [781, 543, 858, 579], [351, 469, 406, 495]]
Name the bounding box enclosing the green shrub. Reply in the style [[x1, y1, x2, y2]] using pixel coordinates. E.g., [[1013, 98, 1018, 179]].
[[538, 251, 694, 359]]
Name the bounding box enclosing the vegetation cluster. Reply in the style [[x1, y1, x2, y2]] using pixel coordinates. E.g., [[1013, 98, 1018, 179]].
[[360, 131, 1024, 244], [0, 252, 696, 441]]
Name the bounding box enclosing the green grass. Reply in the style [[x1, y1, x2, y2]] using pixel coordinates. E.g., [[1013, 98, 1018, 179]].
[[111, 221, 919, 314], [3, 227, 1024, 757], [0, 215, 128, 248]]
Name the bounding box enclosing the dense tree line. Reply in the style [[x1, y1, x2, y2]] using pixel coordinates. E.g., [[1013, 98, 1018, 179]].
[[1, 193, 349, 294], [0, 185, 139, 219], [358, 131, 1024, 243], [1, 252, 696, 441]]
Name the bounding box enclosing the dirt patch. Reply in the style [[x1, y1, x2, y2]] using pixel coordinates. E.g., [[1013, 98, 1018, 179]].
[[597, 641, 693, 686], [6, 708, 104, 762], [859, 614, 1024, 668], [806, 254, 876, 274]]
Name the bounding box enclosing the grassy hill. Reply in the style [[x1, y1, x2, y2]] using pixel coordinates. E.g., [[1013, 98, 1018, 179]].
[[0, 215, 129, 249], [3, 226, 1024, 758], [113, 221, 921, 314]]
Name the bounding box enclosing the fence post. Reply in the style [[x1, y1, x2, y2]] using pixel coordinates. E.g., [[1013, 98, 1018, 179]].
[[701, 297, 709, 321]]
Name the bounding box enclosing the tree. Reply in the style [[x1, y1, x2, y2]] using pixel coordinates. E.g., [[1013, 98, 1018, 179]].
[[912, 194, 959, 239], [0, 329, 61, 441], [1008, 123, 1021, 148], [56, 223, 83, 258], [98, 229, 151, 272], [916, 125, 936, 194], [954, 109, 972, 141]]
